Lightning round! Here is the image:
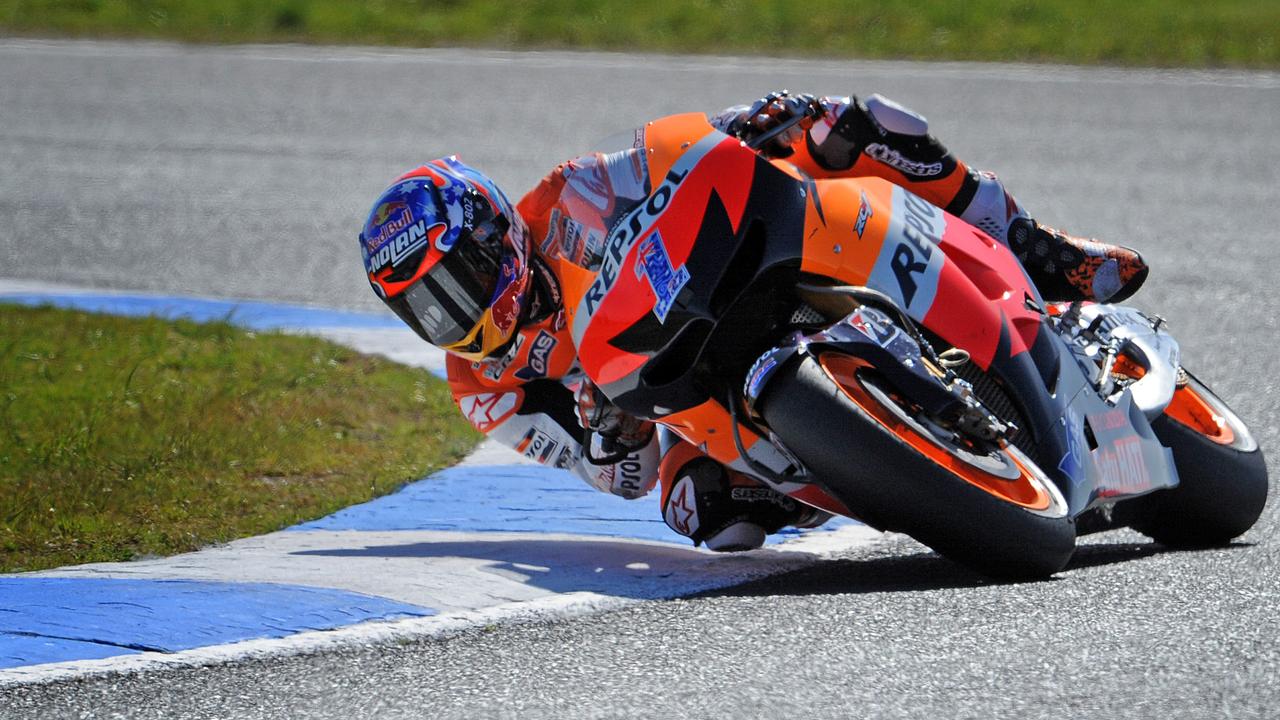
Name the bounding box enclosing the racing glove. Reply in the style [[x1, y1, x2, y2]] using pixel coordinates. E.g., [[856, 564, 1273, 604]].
[[715, 90, 823, 158], [574, 379, 655, 453]]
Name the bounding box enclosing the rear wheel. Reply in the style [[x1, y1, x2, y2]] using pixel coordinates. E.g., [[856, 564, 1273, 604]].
[[1126, 372, 1267, 546], [758, 353, 1076, 579]]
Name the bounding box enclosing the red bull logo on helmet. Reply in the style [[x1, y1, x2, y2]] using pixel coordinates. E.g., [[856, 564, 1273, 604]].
[[364, 200, 414, 252], [365, 219, 444, 274], [489, 256, 524, 336]]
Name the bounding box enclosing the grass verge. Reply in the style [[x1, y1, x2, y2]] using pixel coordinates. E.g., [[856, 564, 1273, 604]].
[[0, 0, 1276, 68], [0, 305, 480, 573]]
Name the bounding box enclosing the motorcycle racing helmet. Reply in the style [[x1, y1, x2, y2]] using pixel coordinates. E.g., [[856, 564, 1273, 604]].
[[360, 157, 532, 361]]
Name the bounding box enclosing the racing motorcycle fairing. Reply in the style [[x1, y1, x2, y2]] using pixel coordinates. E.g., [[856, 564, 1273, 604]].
[[559, 114, 812, 421], [559, 112, 1182, 520], [800, 176, 1047, 372]]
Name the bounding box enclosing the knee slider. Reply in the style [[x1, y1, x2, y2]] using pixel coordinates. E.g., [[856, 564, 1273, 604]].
[[662, 458, 734, 543], [661, 459, 806, 550]]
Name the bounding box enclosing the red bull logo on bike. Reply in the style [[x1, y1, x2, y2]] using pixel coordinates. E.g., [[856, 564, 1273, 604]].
[[634, 231, 690, 323]]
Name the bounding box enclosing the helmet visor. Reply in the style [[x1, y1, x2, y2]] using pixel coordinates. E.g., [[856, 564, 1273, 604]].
[[388, 214, 511, 352]]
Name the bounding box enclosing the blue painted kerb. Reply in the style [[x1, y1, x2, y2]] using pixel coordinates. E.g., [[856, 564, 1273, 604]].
[[292, 464, 855, 543], [0, 578, 434, 670]]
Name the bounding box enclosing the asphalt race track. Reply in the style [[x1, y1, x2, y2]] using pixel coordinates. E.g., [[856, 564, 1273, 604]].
[[2, 40, 1278, 719]]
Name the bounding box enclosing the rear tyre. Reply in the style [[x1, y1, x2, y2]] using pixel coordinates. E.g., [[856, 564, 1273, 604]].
[[1127, 373, 1267, 546], [758, 354, 1076, 579]]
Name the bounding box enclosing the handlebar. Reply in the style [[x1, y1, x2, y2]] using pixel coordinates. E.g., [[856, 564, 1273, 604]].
[[743, 99, 825, 151]]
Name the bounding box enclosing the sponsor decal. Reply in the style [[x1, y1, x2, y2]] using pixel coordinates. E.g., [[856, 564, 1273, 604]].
[[458, 392, 519, 433], [868, 188, 945, 317], [615, 455, 645, 495], [745, 355, 778, 400], [481, 333, 525, 381], [1089, 409, 1129, 432], [554, 446, 577, 470], [579, 133, 720, 323], [633, 230, 690, 323], [854, 190, 873, 239], [560, 215, 587, 261], [515, 330, 558, 381], [489, 257, 523, 337], [1094, 436, 1151, 493], [517, 426, 561, 464], [847, 308, 900, 348], [1058, 409, 1087, 484], [365, 219, 440, 273], [583, 228, 605, 262], [541, 208, 563, 254], [596, 463, 616, 490], [460, 192, 477, 232], [596, 454, 645, 495], [864, 143, 943, 177], [893, 193, 942, 306], [583, 166, 687, 315], [364, 200, 414, 251], [730, 487, 795, 508], [664, 475, 699, 536]]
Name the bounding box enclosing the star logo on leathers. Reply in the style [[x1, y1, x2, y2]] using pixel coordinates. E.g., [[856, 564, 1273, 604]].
[[666, 477, 699, 536], [459, 392, 517, 433]]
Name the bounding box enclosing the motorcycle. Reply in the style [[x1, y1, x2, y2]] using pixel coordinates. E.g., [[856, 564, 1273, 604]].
[[557, 112, 1267, 578]]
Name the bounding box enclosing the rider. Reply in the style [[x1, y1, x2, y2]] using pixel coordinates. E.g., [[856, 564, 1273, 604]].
[[358, 92, 1148, 551]]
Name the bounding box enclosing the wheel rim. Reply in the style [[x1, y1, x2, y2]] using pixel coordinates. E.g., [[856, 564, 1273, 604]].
[[1164, 376, 1257, 452], [818, 353, 1068, 518]]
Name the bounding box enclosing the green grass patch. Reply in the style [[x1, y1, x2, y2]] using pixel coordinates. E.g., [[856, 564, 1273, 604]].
[[0, 305, 480, 573], [0, 0, 1276, 68]]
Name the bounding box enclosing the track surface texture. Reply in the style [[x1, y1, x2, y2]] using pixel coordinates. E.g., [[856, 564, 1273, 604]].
[[2, 41, 1278, 719]]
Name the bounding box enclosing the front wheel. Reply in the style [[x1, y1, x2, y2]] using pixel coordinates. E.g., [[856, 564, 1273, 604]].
[[1126, 372, 1268, 546], [758, 353, 1076, 579]]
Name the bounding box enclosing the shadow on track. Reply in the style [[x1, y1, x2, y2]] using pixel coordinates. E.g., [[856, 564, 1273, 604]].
[[290, 537, 813, 599], [691, 539, 1257, 599], [291, 535, 1255, 600]]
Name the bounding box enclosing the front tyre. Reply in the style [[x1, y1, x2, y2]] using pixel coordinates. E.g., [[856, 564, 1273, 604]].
[[758, 353, 1076, 579], [1127, 372, 1268, 546]]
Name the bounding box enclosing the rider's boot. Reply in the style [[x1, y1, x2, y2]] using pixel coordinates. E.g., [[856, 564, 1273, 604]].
[[1007, 217, 1148, 303], [660, 458, 829, 552]]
